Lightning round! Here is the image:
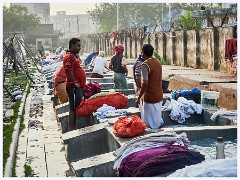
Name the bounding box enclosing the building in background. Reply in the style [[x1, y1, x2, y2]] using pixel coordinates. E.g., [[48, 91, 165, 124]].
[[50, 11, 96, 35]]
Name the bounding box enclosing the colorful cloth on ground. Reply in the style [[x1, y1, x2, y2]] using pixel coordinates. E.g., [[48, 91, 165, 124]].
[[90, 73, 103, 78], [76, 92, 128, 117], [83, 82, 101, 99], [118, 142, 205, 177], [171, 87, 201, 103], [113, 131, 190, 170], [162, 97, 202, 123], [113, 115, 146, 138]]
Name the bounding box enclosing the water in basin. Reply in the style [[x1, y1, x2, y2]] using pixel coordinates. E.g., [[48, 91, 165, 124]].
[[188, 138, 237, 160]]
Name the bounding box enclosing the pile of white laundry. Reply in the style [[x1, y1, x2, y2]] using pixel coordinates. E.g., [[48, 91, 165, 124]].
[[162, 97, 202, 123], [93, 104, 126, 123]]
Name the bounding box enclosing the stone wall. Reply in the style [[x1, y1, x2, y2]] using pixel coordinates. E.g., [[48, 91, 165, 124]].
[[83, 26, 237, 76]]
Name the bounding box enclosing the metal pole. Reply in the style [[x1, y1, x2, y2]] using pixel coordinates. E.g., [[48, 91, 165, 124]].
[[169, 3, 172, 21], [77, 14, 79, 35], [95, 3, 97, 33], [162, 3, 164, 26], [69, 19, 71, 34], [117, 3, 119, 31]]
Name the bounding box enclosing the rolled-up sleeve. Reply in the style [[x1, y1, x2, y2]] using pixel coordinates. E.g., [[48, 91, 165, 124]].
[[141, 64, 149, 81]]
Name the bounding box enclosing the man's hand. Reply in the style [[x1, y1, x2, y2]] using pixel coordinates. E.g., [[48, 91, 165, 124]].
[[74, 82, 80, 88]]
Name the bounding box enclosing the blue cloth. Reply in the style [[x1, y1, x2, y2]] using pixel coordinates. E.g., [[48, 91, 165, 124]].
[[84, 52, 95, 66], [135, 55, 144, 64], [11, 90, 22, 97], [171, 87, 201, 99]]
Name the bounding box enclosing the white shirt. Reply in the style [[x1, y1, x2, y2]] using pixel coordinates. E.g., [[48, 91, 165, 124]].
[[92, 56, 108, 75]]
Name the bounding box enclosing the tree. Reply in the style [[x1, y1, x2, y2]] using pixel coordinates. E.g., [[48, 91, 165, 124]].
[[3, 4, 41, 33], [87, 3, 222, 33], [51, 30, 65, 49], [88, 3, 165, 32], [179, 11, 201, 30]]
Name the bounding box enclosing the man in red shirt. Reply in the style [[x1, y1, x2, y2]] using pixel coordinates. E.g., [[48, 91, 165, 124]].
[[63, 38, 86, 131]]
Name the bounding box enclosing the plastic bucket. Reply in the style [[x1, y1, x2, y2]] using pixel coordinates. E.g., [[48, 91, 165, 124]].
[[201, 90, 220, 108]]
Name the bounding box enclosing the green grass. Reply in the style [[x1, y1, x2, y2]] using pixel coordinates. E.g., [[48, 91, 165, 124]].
[[24, 164, 34, 177], [3, 123, 15, 172], [3, 69, 31, 175]]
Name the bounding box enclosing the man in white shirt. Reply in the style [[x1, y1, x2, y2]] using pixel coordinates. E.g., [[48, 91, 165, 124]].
[[90, 51, 110, 78]]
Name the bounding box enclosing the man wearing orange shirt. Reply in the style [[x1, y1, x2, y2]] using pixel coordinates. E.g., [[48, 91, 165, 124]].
[[63, 38, 86, 131]]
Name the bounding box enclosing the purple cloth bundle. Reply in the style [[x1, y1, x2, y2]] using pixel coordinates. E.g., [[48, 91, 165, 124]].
[[118, 142, 205, 177]]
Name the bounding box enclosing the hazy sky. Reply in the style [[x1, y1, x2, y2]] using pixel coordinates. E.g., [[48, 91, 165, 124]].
[[50, 3, 96, 15]]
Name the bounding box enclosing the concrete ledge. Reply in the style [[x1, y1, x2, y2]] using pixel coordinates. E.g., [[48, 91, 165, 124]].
[[202, 110, 237, 126], [55, 102, 69, 115], [101, 89, 136, 96], [99, 83, 134, 90], [165, 126, 237, 141], [62, 123, 120, 162], [58, 113, 97, 134], [57, 112, 69, 133], [72, 152, 117, 177], [87, 77, 114, 83], [76, 115, 99, 130], [62, 123, 108, 143]]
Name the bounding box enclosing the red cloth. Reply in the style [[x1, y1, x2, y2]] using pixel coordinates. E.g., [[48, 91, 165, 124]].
[[90, 73, 103, 78], [225, 38, 237, 61], [76, 92, 128, 117], [112, 44, 124, 55], [63, 51, 86, 88]]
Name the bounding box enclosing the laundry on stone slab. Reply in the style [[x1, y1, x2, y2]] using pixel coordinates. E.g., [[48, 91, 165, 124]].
[[210, 110, 237, 121], [113, 130, 205, 177], [162, 96, 202, 123]]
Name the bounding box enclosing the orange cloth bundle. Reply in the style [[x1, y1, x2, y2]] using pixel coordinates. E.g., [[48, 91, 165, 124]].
[[113, 115, 146, 138]]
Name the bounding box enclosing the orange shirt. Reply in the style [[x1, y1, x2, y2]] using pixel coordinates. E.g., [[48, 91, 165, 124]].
[[63, 51, 86, 88], [53, 66, 66, 96]]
